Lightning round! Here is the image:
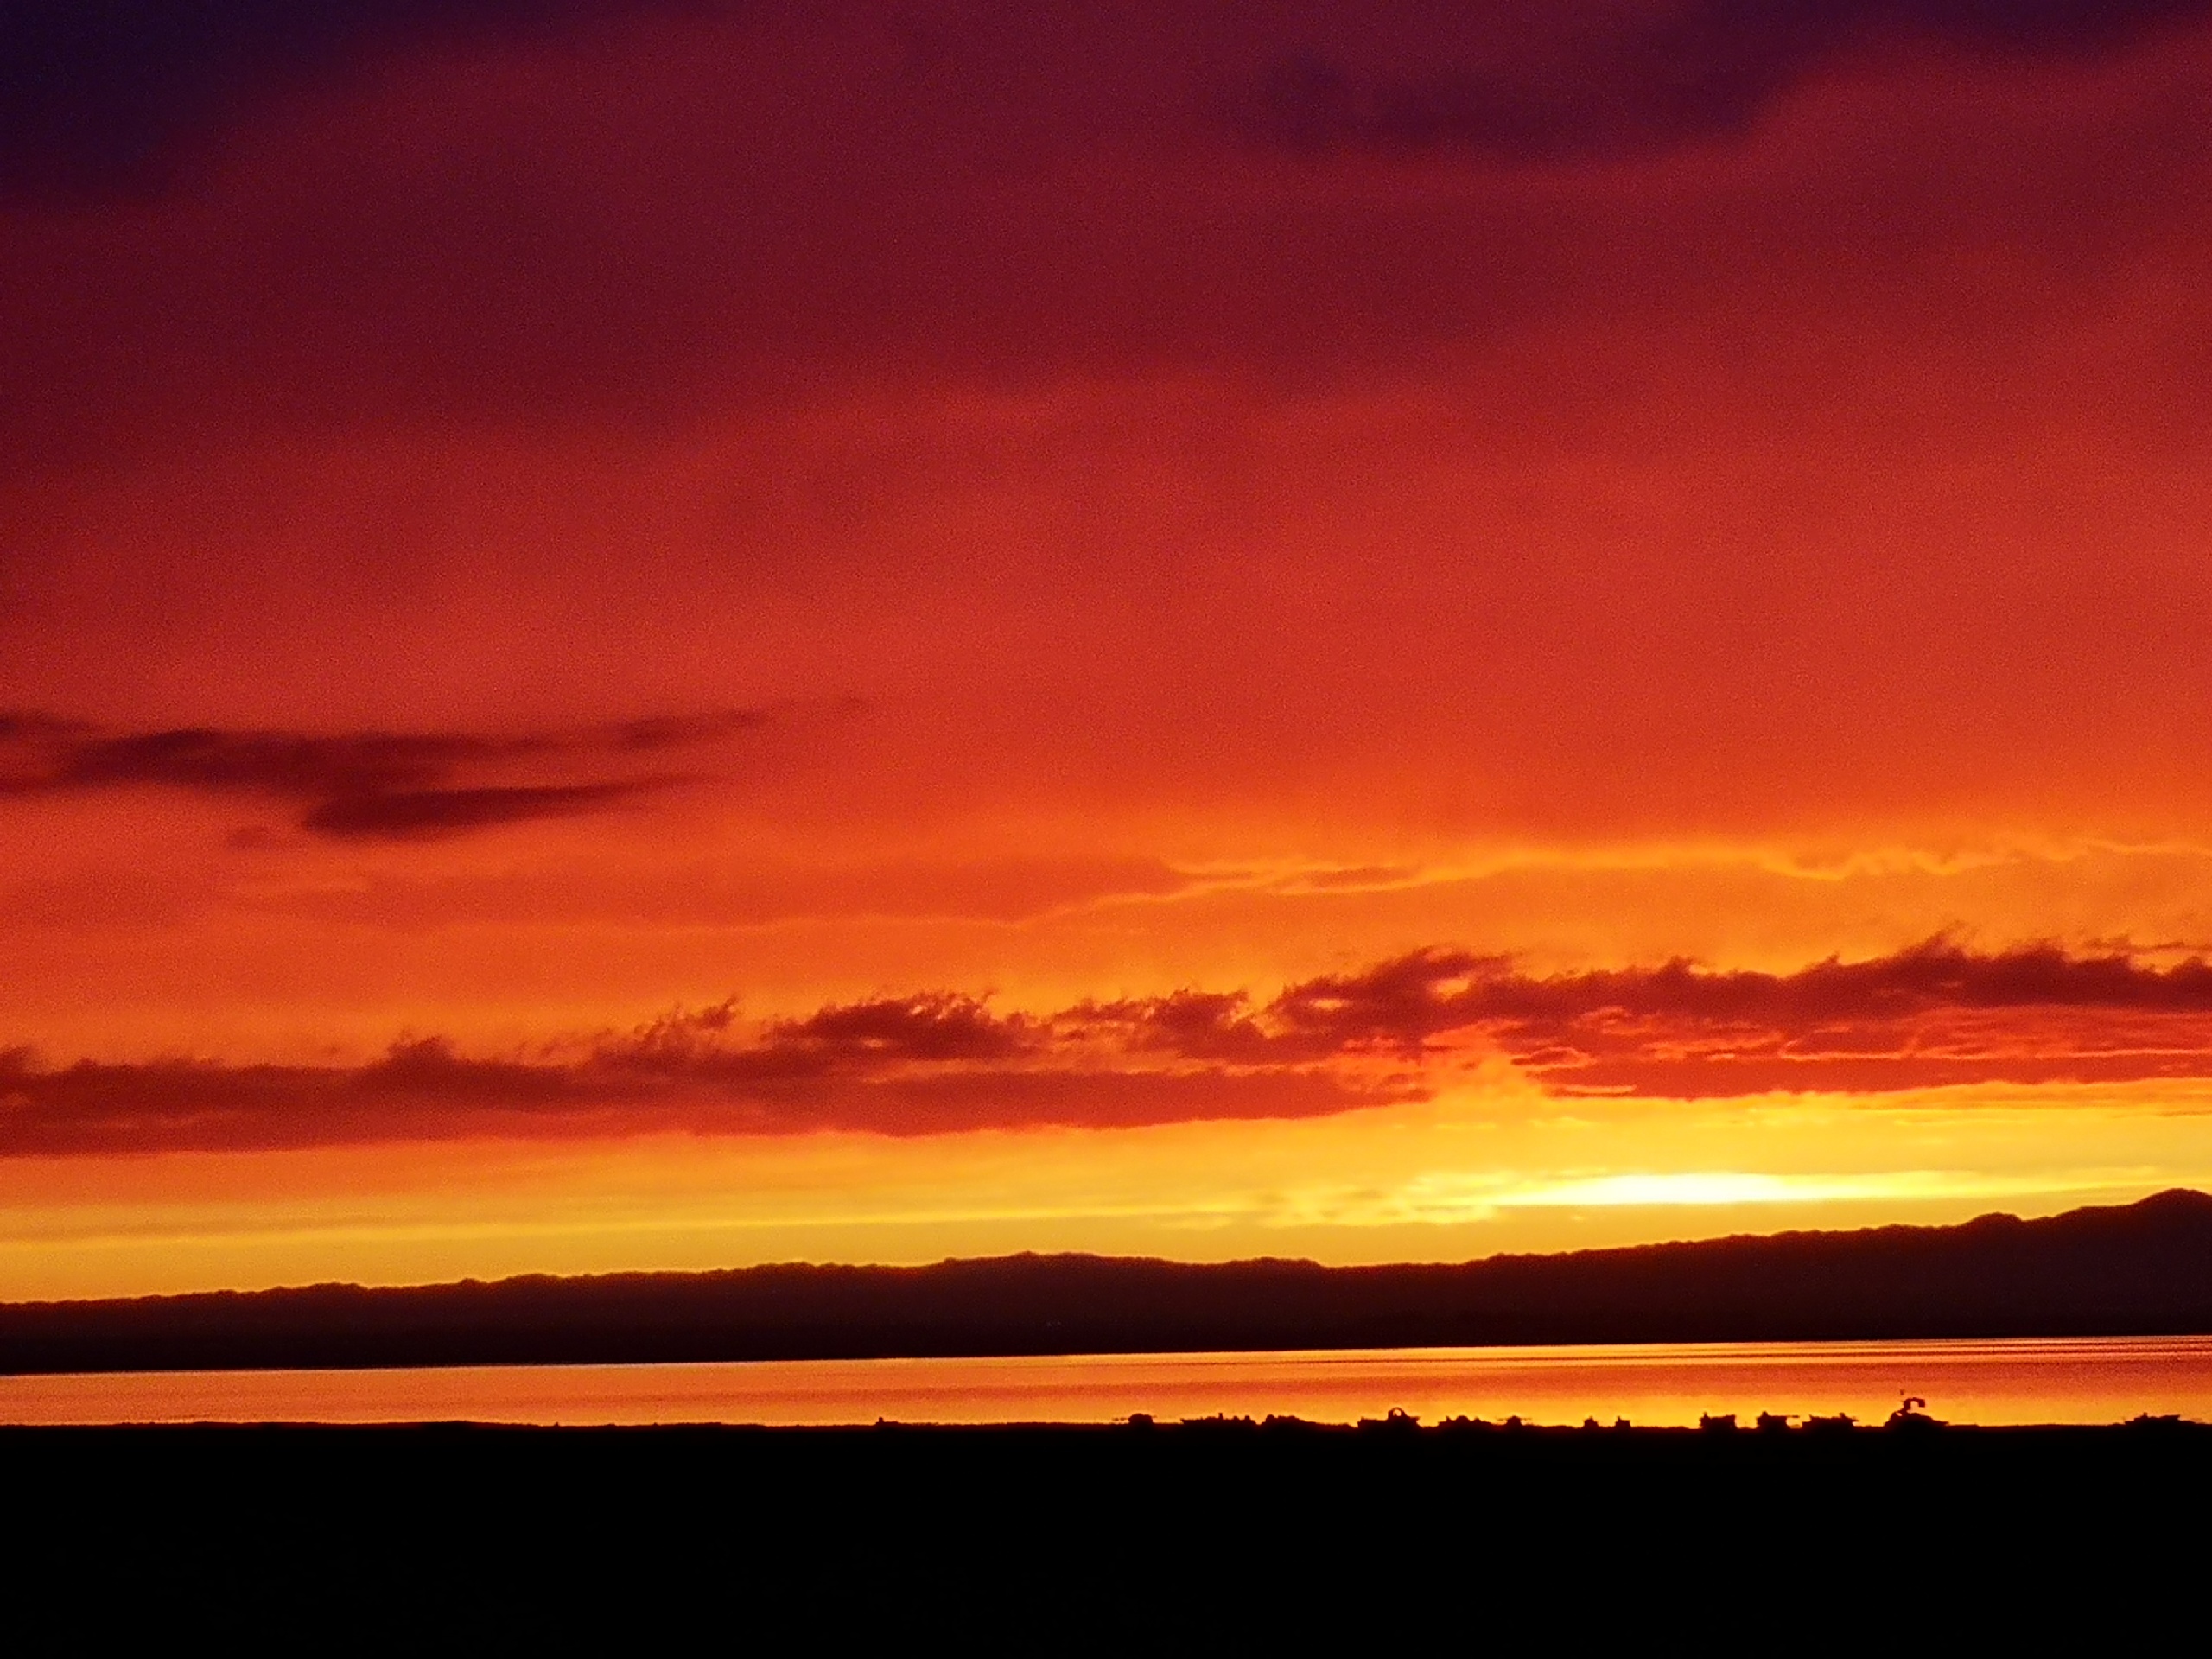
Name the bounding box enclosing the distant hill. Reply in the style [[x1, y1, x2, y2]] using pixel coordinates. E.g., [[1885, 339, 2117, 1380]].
[[4, 1190, 2212, 1373]]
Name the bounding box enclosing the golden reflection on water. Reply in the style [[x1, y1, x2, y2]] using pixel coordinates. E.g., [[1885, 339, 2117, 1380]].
[[1, 1337, 2208, 1427]]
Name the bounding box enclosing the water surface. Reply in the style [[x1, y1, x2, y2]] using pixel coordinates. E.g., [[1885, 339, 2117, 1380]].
[[2, 1335, 2207, 1427]]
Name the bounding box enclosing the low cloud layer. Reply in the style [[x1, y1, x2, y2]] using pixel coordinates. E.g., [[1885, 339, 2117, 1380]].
[[0, 1000, 1398, 1155], [10, 940, 2212, 1155], [0, 710, 759, 839], [1147, 940, 2212, 1096]]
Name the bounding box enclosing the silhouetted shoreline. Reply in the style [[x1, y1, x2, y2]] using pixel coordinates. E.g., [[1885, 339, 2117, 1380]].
[[6, 1414, 2208, 1637], [8, 1409, 2200, 1436], [4, 1188, 2211, 1374]]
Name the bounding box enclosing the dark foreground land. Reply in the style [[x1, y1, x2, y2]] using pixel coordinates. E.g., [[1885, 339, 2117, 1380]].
[[7, 1188, 2212, 1372], [5, 1419, 2207, 1643]]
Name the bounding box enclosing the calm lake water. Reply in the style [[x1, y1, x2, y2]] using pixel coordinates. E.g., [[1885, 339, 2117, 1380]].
[[3, 1335, 2209, 1427]]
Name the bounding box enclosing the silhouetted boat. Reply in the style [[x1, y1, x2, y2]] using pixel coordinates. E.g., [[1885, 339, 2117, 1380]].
[[1885, 1395, 1946, 1432]]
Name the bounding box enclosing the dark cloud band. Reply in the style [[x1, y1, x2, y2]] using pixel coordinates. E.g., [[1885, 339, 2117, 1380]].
[[6, 0, 2206, 200], [6, 2, 2209, 467]]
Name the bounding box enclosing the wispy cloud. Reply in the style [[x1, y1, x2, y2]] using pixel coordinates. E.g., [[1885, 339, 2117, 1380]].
[[0, 710, 762, 840]]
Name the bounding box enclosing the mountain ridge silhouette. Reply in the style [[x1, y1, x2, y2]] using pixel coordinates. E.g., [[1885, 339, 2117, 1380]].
[[5, 1188, 2210, 1373]]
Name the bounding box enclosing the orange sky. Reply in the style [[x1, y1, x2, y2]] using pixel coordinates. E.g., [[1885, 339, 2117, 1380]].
[[6, 2, 2212, 1298]]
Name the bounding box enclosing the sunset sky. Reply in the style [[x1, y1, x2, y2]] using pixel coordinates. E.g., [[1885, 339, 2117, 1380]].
[[7, 1, 2212, 1300]]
